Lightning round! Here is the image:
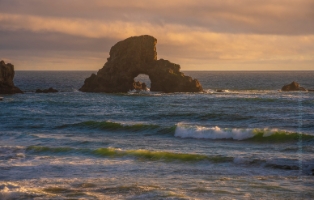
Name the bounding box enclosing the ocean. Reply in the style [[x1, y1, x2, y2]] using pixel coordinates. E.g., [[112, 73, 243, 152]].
[[0, 71, 314, 199]]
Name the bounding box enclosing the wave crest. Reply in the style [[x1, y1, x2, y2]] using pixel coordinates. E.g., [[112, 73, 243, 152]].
[[174, 123, 314, 142]]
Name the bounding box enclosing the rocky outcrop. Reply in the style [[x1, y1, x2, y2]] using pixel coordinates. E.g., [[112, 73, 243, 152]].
[[35, 87, 58, 93], [80, 35, 203, 93], [281, 81, 306, 91], [0, 60, 23, 94]]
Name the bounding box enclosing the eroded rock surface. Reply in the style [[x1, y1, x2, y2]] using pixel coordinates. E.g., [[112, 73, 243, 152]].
[[80, 35, 203, 93], [281, 81, 306, 91], [0, 60, 23, 94]]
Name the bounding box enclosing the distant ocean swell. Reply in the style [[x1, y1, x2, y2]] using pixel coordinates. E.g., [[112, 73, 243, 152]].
[[57, 121, 314, 142], [57, 121, 175, 133], [156, 112, 254, 121]]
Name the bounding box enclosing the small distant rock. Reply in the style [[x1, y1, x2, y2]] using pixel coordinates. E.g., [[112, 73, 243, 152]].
[[281, 81, 306, 91], [0, 60, 23, 94], [216, 89, 224, 92], [36, 87, 58, 93]]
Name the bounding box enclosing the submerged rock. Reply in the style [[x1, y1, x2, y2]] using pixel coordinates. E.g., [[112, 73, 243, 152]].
[[79, 35, 203, 93], [36, 87, 58, 93], [133, 81, 147, 91], [281, 81, 306, 91], [0, 60, 23, 94]]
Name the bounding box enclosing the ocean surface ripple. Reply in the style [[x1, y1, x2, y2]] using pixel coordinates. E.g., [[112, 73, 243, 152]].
[[1, 71, 313, 199]]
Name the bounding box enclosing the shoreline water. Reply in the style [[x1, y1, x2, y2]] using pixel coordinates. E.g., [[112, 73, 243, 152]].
[[1, 71, 313, 199]]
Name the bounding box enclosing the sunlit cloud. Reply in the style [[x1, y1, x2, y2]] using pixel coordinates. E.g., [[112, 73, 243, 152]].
[[0, 0, 313, 70]]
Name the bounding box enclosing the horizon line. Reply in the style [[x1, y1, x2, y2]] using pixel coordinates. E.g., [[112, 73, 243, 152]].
[[15, 70, 314, 72]]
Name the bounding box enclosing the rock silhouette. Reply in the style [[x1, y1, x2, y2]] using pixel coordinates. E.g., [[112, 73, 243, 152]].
[[0, 60, 23, 94], [281, 81, 306, 91], [80, 35, 203, 93], [36, 87, 58, 93]]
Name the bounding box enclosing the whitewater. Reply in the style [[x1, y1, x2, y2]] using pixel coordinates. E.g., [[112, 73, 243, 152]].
[[0, 71, 314, 199]]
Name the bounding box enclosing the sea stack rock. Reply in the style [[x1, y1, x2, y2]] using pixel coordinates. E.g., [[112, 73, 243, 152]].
[[79, 35, 203, 93], [281, 81, 306, 91], [0, 60, 23, 94]]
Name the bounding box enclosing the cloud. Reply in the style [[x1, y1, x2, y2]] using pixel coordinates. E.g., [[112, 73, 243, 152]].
[[0, 0, 313, 70], [1, 13, 313, 57], [0, 30, 115, 52], [1, 0, 313, 35]]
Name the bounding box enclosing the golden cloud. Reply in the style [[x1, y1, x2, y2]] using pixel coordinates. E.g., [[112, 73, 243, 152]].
[[1, 12, 313, 70]]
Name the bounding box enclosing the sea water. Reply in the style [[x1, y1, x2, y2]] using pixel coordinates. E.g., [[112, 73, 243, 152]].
[[0, 71, 314, 199]]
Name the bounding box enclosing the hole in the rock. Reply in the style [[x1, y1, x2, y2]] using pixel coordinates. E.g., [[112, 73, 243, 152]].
[[134, 74, 151, 89]]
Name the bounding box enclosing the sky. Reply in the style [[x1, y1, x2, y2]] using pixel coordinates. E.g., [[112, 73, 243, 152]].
[[0, 0, 314, 71]]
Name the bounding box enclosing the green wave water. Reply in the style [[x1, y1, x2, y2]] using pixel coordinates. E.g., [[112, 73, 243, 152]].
[[247, 131, 314, 142], [26, 146, 233, 163], [24, 146, 306, 170]]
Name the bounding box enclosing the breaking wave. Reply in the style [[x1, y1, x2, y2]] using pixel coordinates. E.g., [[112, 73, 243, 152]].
[[174, 123, 314, 142], [57, 121, 314, 142]]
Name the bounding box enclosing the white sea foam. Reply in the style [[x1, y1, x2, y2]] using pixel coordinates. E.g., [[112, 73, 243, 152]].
[[204, 89, 214, 93], [128, 88, 150, 94], [72, 88, 79, 92], [174, 123, 281, 140], [0, 183, 35, 200], [127, 89, 166, 96]]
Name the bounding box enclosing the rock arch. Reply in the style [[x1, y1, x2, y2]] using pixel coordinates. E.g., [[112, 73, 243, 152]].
[[134, 74, 151, 90], [79, 35, 203, 93]]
